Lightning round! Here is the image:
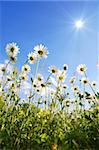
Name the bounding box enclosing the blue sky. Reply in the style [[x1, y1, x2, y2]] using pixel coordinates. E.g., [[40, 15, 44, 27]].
[[0, 0, 99, 83]]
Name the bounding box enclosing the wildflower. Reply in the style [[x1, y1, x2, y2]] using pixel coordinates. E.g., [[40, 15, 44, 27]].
[[22, 64, 31, 74], [28, 52, 37, 64], [63, 64, 68, 71], [63, 99, 70, 107], [48, 87, 56, 96], [81, 77, 89, 85], [56, 70, 66, 83], [48, 65, 58, 75], [32, 78, 40, 89], [91, 81, 97, 88], [5, 42, 20, 57], [0, 64, 6, 74], [20, 73, 28, 81], [62, 84, 68, 90], [52, 143, 57, 150], [37, 74, 44, 82], [6, 76, 12, 82], [38, 83, 47, 96], [72, 86, 79, 93], [77, 64, 87, 75], [9, 56, 17, 63], [69, 76, 76, 84], [34, 44, 49, 59]]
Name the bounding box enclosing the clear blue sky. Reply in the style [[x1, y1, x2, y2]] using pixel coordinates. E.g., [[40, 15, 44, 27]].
[[0, 0, 99, 82]]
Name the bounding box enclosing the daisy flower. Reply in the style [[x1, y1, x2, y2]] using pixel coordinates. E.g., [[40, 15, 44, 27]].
[[48, 65, 58, 75], [63, 64, 68, 71], [0, 64, 6, 74], [37, 74, 44, 82], [22, 64, 31, 74], [6, 75, 12, 82], [56, 70, 66, 83], [48, 87, 56, 96], [69, 76, 76, 84], [91, 81, 97, 88], [72, 86, 79, 93], [77, 64, 87, 75], [38, 83, 47, 96], [34, 44, 49, 59], [28, 52, 37, 64], [81, 77, 89, 85], [9, 56, 17, 63], [62, 84, 68, 90], [63, 99, 70, 107], [32, 78, 40, 89], [20, 73, 28, 81], [5, 42, 20, 57]]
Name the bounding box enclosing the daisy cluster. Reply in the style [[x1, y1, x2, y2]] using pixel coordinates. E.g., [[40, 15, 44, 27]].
[[0, 42, 99, 150], [0, 42, 99, 111]]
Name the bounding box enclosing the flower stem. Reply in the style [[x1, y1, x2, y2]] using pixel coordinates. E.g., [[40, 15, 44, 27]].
[[35, 59, 40, 77]]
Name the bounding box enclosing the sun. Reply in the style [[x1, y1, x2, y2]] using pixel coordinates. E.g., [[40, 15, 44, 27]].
[[75, 20, 84, 29]]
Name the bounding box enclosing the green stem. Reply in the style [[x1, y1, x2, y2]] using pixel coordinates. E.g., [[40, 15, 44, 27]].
[[84, 72, 97, 97], [35, 59, 40, 77]]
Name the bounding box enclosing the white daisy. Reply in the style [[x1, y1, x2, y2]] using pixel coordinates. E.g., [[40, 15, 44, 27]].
[[38, 83, 47, 96], [36, 74, 44, 82], [32, 78, 40, 89], [62, 84, 68, 90], [72, 86, 79, 93], [77, 64, 87, 75], [63, 99, 70, 107], [10, 56, 17, 64], [6, 75, 12, 82], [20, 73, 28, 81], [91, 81, 97, 88], [28, 52, 37, 64], [69, 76, 76, 84], [63, 64, 68, 71], [5, 42, 20, 57], [0, 64, 6, 74], [81, 77, 89, 85], [48, 65, 58, 75], [22, 64, 31, 74], [34, 44, 49, 59], [56, 70, 66, 83]]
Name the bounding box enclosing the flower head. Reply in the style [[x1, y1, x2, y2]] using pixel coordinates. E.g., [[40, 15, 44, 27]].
[[91, 81, 97, 88], [63, 64, 68, 71], [20, 73, 28, 81], [28, 52, 37, 64], [56, 70, 66, 83], [5, 42, 20, 57], [62, 84, 68, 90], [81, 77, 89, 85], [0, 64, 6, 74], [22, 64, 31, 74], [69, 76, 76, 84], [37, 74, 44, 82], [77, 64, 87, 75], [34, 44, 49, 59], [48, 65, 58, 75], [72, 86, 79, 93]]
